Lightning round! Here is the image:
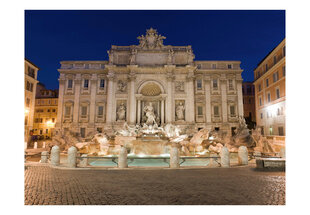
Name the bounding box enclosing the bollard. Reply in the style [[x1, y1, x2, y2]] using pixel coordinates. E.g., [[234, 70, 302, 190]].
[[170, 143, 180, 168], [34, 142, 38, 149], [41, 151, 49, 163], [68, 146, 78, 168], [51, 145, 60, 166], [238, 146, 248, 165], [24, 142, 28, 150], [79, 154, 88, 167], [43, 142, 46, 148], [280, 147, 285, 158], [220, 146, 230, 167], [118, 146, 128, 168]]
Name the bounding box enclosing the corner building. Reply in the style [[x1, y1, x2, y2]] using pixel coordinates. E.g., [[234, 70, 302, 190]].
[[56, 28, 244, 137], [253, 39, 285, 136]]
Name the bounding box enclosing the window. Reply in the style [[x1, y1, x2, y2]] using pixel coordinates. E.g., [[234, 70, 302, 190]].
[[214, 106, 219, 116], [269, 126, 273, 135], [276, 88, 280, 99], [212, 64, 216, 69], [258, 84, 261, 92], [48, 100, 51, 104], [278, 127, 284, 136], [81, 106, 87, 116], [228, 64, 232, 69], [231, 127, 237, 136], [80, 128, 85, 138], [52, 118, 55, 123], [257, 71, 260, 78], [277, 108, 281, 116], [249, 98, 251, 104], [215, 127, 220, 131], [26, 98, 30, 107], [68, 79, 73, 89], [267, 93, 271, 102], [283, 46, 286, 57], [273, 71, 279, 82], [52, 109, 56, 112], [261, 113, 263, 119], [26, 81, 30, 91], [282, 66, 285, 76], [197, 106, 203, 116], [65, 106, 71, 117], [246, 85, 251, 94], [265, 64, 268, 72], [100, 79, 105, 88], [30, 83, 33, 92], [25, 116, 28, 125], [266, 78, 269, 87], [84, 79, 89, 88], [228, 79, 233, 90], [46, 129, 48, 134], [197, 79, 202, 90], [28, 66, 35, 78], [259, 97, 262, 106], [213, 79, 218, 89], [47, 109, 50, 112], [97, 128, 103, 133], [40, 130, 43, 135], [273, 55, 277, 65], [98, 106, 103, 117], [230, 105, 235, 117]]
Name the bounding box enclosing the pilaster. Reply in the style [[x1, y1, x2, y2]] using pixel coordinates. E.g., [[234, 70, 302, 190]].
[[89, 74, 97, 125], [106, 70, 115, 124], [204, 76, 212, 123], [73, 74, 81, 125], [56, 78, 66, 128], [220, 76, 228, 123]]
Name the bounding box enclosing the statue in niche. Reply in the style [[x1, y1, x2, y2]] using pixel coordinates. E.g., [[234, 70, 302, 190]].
[[167, 49, 174, 65], [143, 102, 157, 125], [176, 102, 185, 121], [117, 102, 126, 121], [117, 80, 127, 92], [175, 81, 184, 92], [107, 50, 114, 65], [130, 49, 137, 65], [187, 49, 195, 65]]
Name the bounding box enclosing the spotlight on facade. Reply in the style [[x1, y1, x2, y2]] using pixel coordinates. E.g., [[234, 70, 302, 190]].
[[24, 108, 29, 114]]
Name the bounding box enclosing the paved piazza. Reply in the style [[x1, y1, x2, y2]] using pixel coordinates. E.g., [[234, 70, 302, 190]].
[[24, 165, 285, 205]]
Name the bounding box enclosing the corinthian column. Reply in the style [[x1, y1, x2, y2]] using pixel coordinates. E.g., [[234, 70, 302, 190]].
[[56, 77, 65, 128], [106, 71, 115, 124], [236, 79, 244, 117], [166, 71, 174, 123], [89, 74, 97, 125], [73, 74, 81, 125], [128, 69, 137, 125], [204, 76, 212, 124], [186, 66, 196, 123], [220, 77, 228, 122]]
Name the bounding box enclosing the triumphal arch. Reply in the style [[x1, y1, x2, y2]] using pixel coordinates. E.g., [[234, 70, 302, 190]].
[[56, 28, 244, 137]]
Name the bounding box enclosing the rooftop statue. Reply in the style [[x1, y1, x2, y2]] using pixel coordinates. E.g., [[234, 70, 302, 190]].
[[137, 28, 166, 49]]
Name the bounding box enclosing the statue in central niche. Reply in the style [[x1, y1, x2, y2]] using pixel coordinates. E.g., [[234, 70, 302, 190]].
[[143, 102, 156, 125]]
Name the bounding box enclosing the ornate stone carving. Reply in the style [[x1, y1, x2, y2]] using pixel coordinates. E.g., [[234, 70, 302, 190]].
[[175, 101, 185, 121], [116, 102, 126, 121], [137, 28, 166, 49], [117, 80, 127, 93], [143, 102, 157, 125], [129, 49, 137, 65], [175, 81, 185, 92]]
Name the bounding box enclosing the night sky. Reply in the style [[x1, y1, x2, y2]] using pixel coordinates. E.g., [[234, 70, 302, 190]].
[[25, 10, 285, 90]]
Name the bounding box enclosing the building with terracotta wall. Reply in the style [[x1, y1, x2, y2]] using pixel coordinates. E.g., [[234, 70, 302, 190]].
[[242, 82, 256, 129], [253, 39, 285, 136], [33, 83, 58, 139]]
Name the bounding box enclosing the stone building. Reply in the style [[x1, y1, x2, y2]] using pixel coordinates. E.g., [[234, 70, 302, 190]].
[[25, 59, 39, 142], [55, 28, 244, 138], [33, 83, 58, 139], [253, 39, 285, 136], [242, 82, 256, 129]]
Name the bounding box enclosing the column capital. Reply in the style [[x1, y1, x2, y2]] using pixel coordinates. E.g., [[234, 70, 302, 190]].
[[166, 72, 175, 82], [186, 74, 195, 82], [128, 72, 136, 81], [107, 72, 115, 81]]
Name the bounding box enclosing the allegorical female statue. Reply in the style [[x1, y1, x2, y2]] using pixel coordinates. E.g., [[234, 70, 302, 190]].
[[143, 102, 156, 125], [117, 103, 126, 121], [176, 102, 185, 120]]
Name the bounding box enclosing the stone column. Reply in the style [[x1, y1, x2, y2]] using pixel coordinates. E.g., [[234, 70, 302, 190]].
[[56, 78, 66, 128], [137, 99, 141, 124], [118, 146, 128, 168], [161, 99, 165, 125], [170, 143, 180, 168], [89, 74, 97, 125], [220, 146, 230, 167], [73, 74, 81, 124], [238, 146, 248, 165], [204, 76, 212, 124], [68, 146, 77, 168], [220, 77, 228, 122], [51, 145, 60, 166], [280, 147, 285, 158], [186, 71, 195, 123], [236, 79, 244, 116], [128, 71, 137, 125], [106, 71, 115, 124], [40, 151, 49, 163], [166, 73, 174, 123]]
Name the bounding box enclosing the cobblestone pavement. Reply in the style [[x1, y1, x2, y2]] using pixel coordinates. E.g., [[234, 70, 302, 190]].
[[24, 165, 285, 205]]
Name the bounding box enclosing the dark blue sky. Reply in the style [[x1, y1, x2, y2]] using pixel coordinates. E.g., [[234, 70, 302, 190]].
[[25, 10, 285, 90]]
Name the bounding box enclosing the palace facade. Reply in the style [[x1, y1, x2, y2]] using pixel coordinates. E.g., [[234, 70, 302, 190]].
[[55, 28, 244, 138]]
